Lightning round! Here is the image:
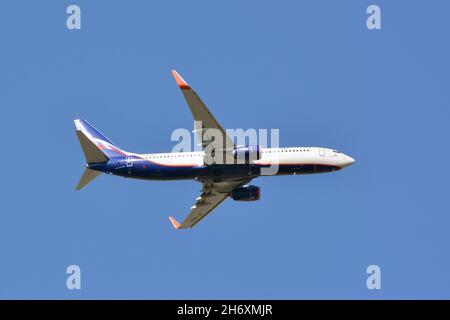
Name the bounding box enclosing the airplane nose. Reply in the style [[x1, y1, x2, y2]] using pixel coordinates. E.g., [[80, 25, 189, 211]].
[[342, 155, 356, 167]]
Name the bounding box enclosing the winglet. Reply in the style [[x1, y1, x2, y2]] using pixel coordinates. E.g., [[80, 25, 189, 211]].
[[171, 70, 190, 90], [169, 216, 181, 229]]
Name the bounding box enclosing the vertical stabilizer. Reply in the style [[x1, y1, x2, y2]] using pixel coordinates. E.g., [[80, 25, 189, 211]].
[[74, 119, 127, 159]]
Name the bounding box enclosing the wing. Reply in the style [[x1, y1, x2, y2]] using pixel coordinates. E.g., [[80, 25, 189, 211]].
[[171, 70, 235, 164], [169, 178, 251, 229]]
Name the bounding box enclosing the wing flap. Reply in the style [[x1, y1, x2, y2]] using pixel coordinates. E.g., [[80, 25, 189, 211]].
[[179, 192, 228, 229]]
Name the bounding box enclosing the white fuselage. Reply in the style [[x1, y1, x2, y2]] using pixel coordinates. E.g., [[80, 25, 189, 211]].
[[134, 147, 355, 169]]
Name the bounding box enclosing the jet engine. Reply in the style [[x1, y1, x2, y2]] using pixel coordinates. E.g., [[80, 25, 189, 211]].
[[230, 185, 261, 201]]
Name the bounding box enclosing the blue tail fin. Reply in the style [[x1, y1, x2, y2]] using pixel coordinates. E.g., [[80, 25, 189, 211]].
[[74, 119, 127, 160]]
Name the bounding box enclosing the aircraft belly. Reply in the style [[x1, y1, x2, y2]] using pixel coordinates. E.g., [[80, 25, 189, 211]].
[[256, 163, 340, 175], [113, 161, 341, 181]]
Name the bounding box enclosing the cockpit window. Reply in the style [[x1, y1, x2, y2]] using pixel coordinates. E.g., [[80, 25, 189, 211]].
[[332, 150, 341, 153]]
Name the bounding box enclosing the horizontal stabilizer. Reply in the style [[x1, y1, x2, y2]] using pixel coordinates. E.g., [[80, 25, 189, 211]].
[[76, 168, 102, 190], [76, 131, 109, 164]]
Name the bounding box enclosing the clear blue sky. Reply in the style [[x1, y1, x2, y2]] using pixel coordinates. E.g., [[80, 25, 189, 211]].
[[1, 0, 449, 299]]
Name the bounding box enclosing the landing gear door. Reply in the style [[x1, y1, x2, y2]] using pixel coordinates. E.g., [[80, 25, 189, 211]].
[[319, 148, 325, 157]]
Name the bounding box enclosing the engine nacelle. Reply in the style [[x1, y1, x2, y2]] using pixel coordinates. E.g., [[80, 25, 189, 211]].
[[231, 185, 261, 201], [233, 145, 262, 163]]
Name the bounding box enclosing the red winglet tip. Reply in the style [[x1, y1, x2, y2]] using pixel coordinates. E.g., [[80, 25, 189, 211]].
[[169, 216, 181, 229], [171, 70, 190, 89]]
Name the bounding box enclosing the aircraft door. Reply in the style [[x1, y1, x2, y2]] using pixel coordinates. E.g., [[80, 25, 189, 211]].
[[126, 156, 133, 167], [319, 148, 325, 157]]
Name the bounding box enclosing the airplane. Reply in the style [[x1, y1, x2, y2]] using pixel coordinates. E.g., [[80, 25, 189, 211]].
[[74, 70, 355, 229]]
